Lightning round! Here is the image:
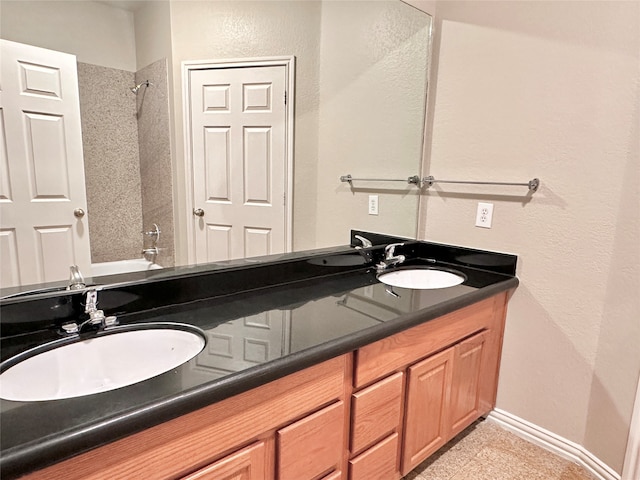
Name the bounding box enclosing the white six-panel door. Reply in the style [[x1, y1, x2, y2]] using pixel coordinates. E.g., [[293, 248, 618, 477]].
[[0, 40, 91, 288], [187, 61, 292, 264]]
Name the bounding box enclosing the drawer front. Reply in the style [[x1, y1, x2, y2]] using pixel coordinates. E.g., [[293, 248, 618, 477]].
[[349, 433, 400, 480], [320, 471, 343, 480], [278, 401, 345, 480], [351, 372, 403, 455], [181, 441, 267, 480]]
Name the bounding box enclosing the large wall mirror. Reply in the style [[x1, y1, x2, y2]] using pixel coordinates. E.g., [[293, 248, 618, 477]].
[[0, 0, 432, 289]]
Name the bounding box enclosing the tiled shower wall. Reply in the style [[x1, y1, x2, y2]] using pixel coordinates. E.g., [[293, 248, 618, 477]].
[[77, 60, 174, 267], [77, 62, 143, 264], [136, 59, 175, 268]]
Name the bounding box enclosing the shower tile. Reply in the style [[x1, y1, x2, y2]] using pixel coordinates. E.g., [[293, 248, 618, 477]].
[[78, 62, 143, 263]]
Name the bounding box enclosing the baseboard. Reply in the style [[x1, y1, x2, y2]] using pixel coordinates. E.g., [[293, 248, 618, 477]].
[[487, 408, 620, 480]]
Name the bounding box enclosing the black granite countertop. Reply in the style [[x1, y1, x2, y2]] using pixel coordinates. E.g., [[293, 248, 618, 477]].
[[0, 236, 518, 479]]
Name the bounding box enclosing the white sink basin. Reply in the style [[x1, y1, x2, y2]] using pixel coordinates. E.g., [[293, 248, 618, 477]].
[[0, 324, 206, 402], [378, 268, 465, 290]]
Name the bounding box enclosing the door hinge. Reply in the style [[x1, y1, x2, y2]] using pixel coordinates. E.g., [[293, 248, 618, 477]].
[[284, 91, 287, 105]]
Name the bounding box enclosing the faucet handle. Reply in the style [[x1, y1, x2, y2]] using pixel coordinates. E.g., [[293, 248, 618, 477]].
[[84, 289, 98, 313], [354, 235, 373, 248], [385, 242, 405, 258]]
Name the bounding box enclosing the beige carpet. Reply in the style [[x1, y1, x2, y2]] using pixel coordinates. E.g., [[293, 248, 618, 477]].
[[405, 420, 597, 480]]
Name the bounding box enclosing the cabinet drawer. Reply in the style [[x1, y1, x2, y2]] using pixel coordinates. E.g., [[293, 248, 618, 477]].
[[181, 441, 268, 480], [278, 401, 345, 480], [320, 471, 343, 480], [349, 433, 400, 480], [351, 372, 403, 455]]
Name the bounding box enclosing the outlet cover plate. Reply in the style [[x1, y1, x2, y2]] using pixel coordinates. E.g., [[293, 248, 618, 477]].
[[475, 202, 493, 228], [368, 195, 379, 215]]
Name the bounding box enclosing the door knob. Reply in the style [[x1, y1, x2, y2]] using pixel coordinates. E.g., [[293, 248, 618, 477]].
[[73, 208, 85, 218], [193, 208, 205, 217]]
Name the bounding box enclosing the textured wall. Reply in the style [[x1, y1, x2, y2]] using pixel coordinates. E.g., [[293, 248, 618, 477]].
[[314, 0, 430, 247], [78, 62, 143, 264], [136, 59, 175, 267], [420, 1, 640, 472], [0, 0, 136, 71]]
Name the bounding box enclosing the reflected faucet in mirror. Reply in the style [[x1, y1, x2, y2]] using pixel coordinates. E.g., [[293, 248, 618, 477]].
[[68, 266, 86, 291]]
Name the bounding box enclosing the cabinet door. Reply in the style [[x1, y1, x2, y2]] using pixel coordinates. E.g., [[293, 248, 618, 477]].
[[351, 371, 403, 455], [180, 441, 269, 480], [278, 401, 345, 480], [402, 347, 454, 475], [449, 331, 488, 436], [349, 433, 400, 480]]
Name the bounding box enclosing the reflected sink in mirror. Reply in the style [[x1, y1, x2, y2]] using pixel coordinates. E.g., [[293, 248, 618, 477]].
[[377, 267, 466, 290], [0, 323, 206, 402]]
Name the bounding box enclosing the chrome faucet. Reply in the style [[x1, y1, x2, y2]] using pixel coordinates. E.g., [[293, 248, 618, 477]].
[[67, 265, 86, 290], [61, 289, 118, 334], [376, 243, 406, 272], [354, 235, 373, 248], [353, 235, 374, 263]]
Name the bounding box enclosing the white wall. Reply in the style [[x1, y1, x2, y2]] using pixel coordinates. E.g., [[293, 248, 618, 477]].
[[314, 0, 430, 246], [134, 0, 172, 71], [420, 1, 640, 473], [0, 0, 136, 71]]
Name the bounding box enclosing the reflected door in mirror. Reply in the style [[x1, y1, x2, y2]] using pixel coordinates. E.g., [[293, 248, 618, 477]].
[[0, 40, 91, 288], [188, 62, 291, 263]]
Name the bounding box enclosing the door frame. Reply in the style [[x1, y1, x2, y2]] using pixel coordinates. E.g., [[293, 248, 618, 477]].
[[181, 56, 295, 265]]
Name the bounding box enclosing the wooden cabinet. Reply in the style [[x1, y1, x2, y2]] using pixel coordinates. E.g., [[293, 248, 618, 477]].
[[22, 292, 509, 480], [23, 355, 349, 480], [354, 294, 508, 477], [401, 331, 488, 474], [180, 441, 270, 480]]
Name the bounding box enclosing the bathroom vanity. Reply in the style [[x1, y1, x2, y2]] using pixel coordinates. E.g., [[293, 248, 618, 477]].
[[0, 234, 518, 479]]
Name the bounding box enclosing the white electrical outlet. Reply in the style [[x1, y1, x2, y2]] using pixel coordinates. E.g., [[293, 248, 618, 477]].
[[475, 202, 494, 228], [368, 195, 379, 215]]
